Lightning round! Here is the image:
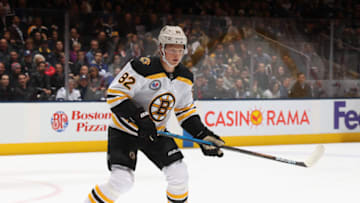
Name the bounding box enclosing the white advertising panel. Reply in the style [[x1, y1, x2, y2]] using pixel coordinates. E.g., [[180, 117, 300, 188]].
[[0, 102, 110, 143], [0, 99, 358, 145], [196, 99, 360, 136]]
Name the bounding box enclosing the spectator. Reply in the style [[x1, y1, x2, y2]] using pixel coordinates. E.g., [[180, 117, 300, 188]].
[[108, 54, 123, 74], [70, 27, 81, 47], [30, 61, 52, 101], [279, 77, 291, 98], [27, 16, 48, 37], [48, 29, 60, 51], [24, 38, 35, 53], [193, 74, 208, 100], [312, 80, 327, 98], [50, 63, 65, 91], [254, 46, 271, 65], [289, 72, 312, 98], [55, 78, 81, 101], [0, 62, 7, 78], [201, 65, 216, 90], [0, 38, 10, 65], [208, 77, 232, 99], [77, 74, 99, 100], [36, 39, 55, 65], [0, 74, 14, 101], [274, 65, 289, 83], [142, 32, 158, 56], [238, 42, 251, 68], [58, 52, 74, 76], [113, 42, 131, 64], [8, 51, 22, 69], [32, 31, 44, 50], [14, 73, 35, 101], [263, 81, 281, 98], [9, 62, 23, 87], [8, 16, 26, 46], [70, 41, 81, 63], [90, 50, 108, 76], [78, 65, 89, 78], [231, 79, 247, 99], [72, 51, 87, 76], [130, 43, 142, 58], [22, 50, 33, 74], [118, 12, 137, 37], [53, 41, 64, 64], [254, 63, 270, 91], [225, 43, 241, 65], [31, 54, 46, 74], [246, 80, 262, 98], [97, 31, 109, 53], [86, 39, 99, 64], [222, 65, 235, 90], [88, 66, 106, 100]]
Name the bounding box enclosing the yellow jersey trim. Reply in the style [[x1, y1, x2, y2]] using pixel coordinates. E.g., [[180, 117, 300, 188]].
[[106, 96, 128, 104], [95, 185, 114, 203], [167, 191, 188, 200], [107, 89, 130, 97], [177, 109, 197, 122], [111, 115, 128, 132], [146, 73, 167, 79], [176, 76, 193, 86], [175, 104, 194, 112], [88, 193, 97, 203]]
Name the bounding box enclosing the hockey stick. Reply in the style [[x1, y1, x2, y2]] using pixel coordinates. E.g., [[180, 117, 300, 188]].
[[157, 131, 325, 168]]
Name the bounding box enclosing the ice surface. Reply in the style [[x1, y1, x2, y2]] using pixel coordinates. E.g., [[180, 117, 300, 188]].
[[0, 143, 359, 203]]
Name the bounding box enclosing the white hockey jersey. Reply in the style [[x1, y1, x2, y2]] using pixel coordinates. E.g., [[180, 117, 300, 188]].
[[106, 56, 198, 136]]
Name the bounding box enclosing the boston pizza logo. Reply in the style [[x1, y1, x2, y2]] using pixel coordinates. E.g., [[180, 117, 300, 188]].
[[51, 111, 69, 132]]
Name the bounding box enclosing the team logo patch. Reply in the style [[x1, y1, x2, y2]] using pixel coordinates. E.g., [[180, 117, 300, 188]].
[[149, 92, 176, 122], [149, 80, 161, 90], [140, 57, 150, 65]]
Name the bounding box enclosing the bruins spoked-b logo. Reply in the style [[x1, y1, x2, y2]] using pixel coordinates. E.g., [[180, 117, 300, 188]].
[[149, 92, 175, 121]]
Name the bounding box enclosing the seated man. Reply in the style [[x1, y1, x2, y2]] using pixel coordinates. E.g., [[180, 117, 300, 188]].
[[55, 78, 81, 101]]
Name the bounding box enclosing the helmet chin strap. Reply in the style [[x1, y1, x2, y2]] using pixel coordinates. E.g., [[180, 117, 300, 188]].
[[160, 44, 182, 69]]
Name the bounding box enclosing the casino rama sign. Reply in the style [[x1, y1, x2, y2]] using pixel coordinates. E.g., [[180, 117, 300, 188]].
[[204, 109, 310, 127], [51, 110, 112, 132]]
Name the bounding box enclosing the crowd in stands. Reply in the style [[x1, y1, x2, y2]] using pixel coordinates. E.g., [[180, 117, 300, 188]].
[[0, 0, 359, 101]]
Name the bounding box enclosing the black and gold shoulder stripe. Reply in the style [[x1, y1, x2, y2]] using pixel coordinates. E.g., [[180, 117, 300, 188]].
[[131, 56, 164, 77]]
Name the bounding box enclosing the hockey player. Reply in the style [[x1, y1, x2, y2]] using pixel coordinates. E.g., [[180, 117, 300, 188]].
[[85, 25, 225, 203]]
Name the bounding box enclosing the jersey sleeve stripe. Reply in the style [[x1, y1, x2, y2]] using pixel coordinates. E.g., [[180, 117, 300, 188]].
[[88, 193, 97, 203], [174, 104, 195, 112], [107, 89, 131, 97], [176, 76, 193, 86], [91, 189, 105, 203], [176, 109, 197, 122], [106, 96, 128, 104], [111, 114, 129, 132], [166, 191, 188, 200], [95, 185, 114, 203], [157, 125, 166, 131], [145, 72, 167, 79], [121, 118, 138, 130]]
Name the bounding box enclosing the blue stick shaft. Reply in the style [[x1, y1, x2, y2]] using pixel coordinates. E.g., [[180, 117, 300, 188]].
[[157, 131, 214, 146], [157, 131, 309, 167]]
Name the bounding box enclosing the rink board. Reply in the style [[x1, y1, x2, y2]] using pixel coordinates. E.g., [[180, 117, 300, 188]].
[[0, 99, 359, 155]]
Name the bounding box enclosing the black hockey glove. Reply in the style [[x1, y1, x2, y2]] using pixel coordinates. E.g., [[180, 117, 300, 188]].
[[197, 128, 225, 157], [131, 108, 158, 143]]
